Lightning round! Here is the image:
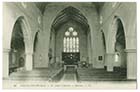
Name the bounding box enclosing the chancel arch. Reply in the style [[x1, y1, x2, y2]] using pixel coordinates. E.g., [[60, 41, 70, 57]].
[[42, 5, 98, 69], [49, 6, 91, 67]]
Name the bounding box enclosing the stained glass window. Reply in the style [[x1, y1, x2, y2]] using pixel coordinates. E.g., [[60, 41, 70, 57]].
[[63, 27, 79, 52]]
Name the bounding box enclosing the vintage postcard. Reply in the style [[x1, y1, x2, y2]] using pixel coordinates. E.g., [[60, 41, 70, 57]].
[[2, 1, 137, 89]]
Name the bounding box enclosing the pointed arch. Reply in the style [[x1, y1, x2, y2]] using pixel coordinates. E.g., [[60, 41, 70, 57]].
[[107, 16, 126, 53], [51, 6, 90, 31], [9, 16, 33, 72]]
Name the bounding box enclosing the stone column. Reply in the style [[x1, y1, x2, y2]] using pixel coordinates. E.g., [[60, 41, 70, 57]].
[[25, 52, 33, 71], [3, 49, 10, 79], [105, 53, 115, 72], [125, 49, 136, 80]]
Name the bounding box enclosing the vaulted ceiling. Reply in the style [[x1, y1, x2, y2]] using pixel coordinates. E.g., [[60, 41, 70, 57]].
[[35, 2, 105, 14], [52, 6, 89, 30]]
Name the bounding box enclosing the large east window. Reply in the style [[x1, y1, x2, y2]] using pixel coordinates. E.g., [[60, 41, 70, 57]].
[[63, 27, 79, 52]]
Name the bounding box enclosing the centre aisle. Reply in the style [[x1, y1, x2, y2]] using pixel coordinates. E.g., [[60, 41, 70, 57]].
[[60, 66, 77, 83]]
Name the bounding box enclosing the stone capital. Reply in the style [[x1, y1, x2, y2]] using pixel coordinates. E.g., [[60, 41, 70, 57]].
[[105, 53, 115, 56], [25, 52, 33, 55], [124, 49, 136, 53], [3, 48, 11, 53]]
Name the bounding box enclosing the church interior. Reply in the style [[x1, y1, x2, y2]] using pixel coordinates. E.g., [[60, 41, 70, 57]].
[[3, 2, 136, 88]]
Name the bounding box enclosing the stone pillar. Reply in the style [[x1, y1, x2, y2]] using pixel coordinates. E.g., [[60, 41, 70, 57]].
[[125, 49, 136, 80], [64, 65, 66, 71], [3, 49, 10, 79], [25, 52, 33, 71], [105, 53, 115, 72]]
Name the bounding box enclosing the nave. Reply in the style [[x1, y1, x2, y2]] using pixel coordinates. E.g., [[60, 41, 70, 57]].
[[3, 2, 136, 89]]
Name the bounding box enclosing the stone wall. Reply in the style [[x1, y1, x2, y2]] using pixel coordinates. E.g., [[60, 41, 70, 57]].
[[99, 2, 136, 79], [3, 2, 136, 79], [36, 3, 104, 68], [3, 2, 42, 77]]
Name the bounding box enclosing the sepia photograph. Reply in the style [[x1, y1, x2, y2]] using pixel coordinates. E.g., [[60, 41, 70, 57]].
[[2, 1, 137, 89]]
